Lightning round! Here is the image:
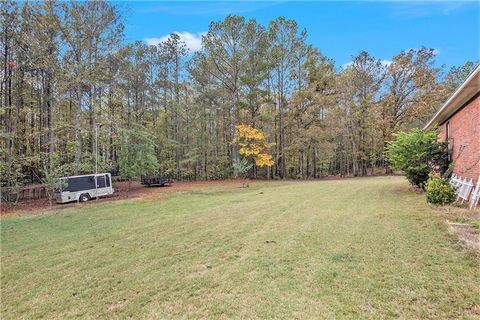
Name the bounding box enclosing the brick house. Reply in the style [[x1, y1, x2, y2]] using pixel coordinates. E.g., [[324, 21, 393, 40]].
[[424, 64, 480, 182]]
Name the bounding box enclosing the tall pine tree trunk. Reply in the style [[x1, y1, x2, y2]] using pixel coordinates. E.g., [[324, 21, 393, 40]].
[[231, 90, 239, 176], [74, 84, 82, 171]]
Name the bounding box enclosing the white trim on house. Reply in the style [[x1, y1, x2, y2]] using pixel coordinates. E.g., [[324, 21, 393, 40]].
[[424, 64, 480, 131]]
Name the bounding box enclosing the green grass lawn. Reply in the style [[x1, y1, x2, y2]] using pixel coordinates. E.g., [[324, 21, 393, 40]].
[[1, 176, 479, 319]]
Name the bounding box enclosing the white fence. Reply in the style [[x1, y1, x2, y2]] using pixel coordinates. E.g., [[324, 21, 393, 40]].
[[449, 174, 480, 210], [469, 178, 480, 210]]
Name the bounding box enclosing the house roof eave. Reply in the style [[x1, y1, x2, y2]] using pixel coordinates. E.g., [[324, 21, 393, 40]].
[[424, 64, 480, 131]]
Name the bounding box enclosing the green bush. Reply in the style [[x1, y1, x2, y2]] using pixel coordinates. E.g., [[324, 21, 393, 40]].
[[180, 168, 194, 181], [386, 128, 448, 189], [208, 158, 232, 180], [426, 175, 456, 205]]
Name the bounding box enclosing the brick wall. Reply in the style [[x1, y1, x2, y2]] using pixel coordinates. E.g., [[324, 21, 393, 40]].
[[439, 94, 480, 182]]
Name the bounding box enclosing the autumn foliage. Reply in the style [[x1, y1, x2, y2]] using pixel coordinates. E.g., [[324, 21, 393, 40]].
[[233, 124, 275, 167], [1, 1, 470, 184]]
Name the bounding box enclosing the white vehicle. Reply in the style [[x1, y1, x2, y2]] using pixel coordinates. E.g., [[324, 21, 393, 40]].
[[54, 173, 114, 203]]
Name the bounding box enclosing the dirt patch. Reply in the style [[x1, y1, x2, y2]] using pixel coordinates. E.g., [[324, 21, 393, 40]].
[[0, 179, 248, 217], [1, 175, 397, 217], [447, 221, 480, 253]]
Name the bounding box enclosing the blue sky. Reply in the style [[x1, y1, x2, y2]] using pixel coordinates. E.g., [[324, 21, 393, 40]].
[[120, 1, 480, 69]]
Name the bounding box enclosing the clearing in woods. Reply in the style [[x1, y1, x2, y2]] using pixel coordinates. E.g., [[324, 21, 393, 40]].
[[1, 176, 479, 318]]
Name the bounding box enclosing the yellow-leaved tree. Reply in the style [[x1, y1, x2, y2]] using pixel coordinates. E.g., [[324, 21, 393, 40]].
[[232, 124, 275, 174]]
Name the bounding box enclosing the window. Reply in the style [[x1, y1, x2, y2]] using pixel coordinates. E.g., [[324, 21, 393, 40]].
[[446, 121, 453, 161], [65, 176, 95, 192], [105, 174, 111, 187], [96, 175, 106, 188]]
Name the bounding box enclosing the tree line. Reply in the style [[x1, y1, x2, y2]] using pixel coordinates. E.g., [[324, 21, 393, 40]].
[[1, 0, 476, 186]]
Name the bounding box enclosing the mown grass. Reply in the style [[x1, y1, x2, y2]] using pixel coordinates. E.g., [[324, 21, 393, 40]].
[[1, 176, 479, 319]]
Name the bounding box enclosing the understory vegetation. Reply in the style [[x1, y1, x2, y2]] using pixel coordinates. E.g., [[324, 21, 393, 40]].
[[1, 1, 477, 186], [426, 175, 457, 205], [1, 177, 479, 319]]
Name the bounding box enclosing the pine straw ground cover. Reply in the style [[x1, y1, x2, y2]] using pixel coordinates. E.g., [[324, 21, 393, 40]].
[[1, 176, 479, 319]]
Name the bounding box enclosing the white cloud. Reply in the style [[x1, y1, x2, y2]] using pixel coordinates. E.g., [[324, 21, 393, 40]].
[[341, 61, 353, 69], [380, 60, 392, 67], [145, 31, 206, 53]]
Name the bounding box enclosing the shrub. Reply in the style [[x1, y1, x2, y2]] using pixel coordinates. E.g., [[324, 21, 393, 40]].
[[426, 175, 456, 205], [180, 168, 194, 181], [208, 158, 232, 180], [386, 128, 448, 189], [233, 157, 253, 179]]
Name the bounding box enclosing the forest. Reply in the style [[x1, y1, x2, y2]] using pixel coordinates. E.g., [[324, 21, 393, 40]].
[[0, 0, 477, 186]]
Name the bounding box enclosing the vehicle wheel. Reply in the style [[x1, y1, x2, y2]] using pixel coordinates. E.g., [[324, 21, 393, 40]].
[[79, 193, 90, 202]]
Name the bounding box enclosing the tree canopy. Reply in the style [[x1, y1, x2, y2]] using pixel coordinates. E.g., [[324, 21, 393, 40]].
[[1, 0, 476, 186]]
